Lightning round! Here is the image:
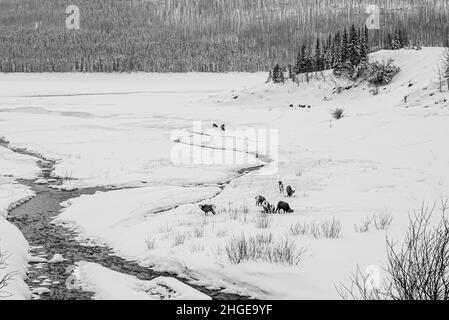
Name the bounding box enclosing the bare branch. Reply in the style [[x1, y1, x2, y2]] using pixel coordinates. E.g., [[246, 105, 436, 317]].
[[339, 201, 449, 300]]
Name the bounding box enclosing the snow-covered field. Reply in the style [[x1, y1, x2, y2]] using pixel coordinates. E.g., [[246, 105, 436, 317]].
[[1, 48, 449, 299], [74, 261, 211, 300], [0, 146, 38, 299]]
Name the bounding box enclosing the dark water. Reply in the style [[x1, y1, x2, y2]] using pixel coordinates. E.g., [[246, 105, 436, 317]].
[[9, 182, 248, 300]]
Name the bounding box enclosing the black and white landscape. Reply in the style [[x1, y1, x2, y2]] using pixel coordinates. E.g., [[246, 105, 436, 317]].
[[1, 0, 449, 301]]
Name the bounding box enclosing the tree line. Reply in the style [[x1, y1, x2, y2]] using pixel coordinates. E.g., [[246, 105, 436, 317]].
[[269, 24, 410, 83], [0, 0, 446, 73]]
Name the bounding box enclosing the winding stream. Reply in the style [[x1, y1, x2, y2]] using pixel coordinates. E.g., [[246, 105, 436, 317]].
[[2, 137, 265, 300]]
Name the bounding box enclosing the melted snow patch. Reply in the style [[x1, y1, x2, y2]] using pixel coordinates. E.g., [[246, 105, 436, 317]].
[[0, 177, 35, 216]]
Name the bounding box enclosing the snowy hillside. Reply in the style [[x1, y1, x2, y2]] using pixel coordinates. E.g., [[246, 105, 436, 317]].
[[1, 48, 448, 299]]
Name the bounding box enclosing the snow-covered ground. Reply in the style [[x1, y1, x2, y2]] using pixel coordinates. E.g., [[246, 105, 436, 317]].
[[1, 48, 449, 299], [0, 73, 264, 188], [0, 146, 39, 300]]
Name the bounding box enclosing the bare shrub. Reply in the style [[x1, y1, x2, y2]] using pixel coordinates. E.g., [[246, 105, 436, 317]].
[[222, 202, 239, 221], [224, 233, 306, 266], [145, 237, 156, 250], [288, 219, 342, 239], [228, 208, 239, 220], [267, 239, 305, 265], [254, 232, 274, 244], [369, 87, 379, 95], [336, 265, 381, 300], [383, 202, 449, 299], [159, 224, 173, 233], [373, 213, 394, 230], [288, 221, 309, 236], [366, 59, 400, 86], [224, 235, 249, 264], [189, 244, 205, 253], [309, 222, 321, 238], [241, 202, 249, 215], [310, 218, 342, 239], [0, 250, 16, 298], [354, 216, 373, 233], [216, 228, 229, 238], [338, 201, 449, 300], [354, 213, 393, 233], [223, 202, 248, 222], [172, 232, 187, 247], [240, 202, 249, 224], [240, 213, 249, 224], [176, 218, 195, 227], [254, 212, 271, 229], [192, 225, 205, 238], [332, 108, 345, 120]]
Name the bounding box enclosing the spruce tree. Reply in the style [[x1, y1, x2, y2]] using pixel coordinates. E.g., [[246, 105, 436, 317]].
[[295, 44, 307, 74], [305, 48, 313, 73], [332, 31, 341, 70], [272, 64, 285, 83], [323, 35, 330, 55], [348, 24, 360, 66], [400, 28, 409, 48], [386, 32, 393, 49], [357, 28, 363, 57], [288, 64, 296, 81], [357, 27, 368, 65], [341, 28, 349, 65], [392, 24, 407, 48], [266, 69, 273, 83], [304, 48, 313, 82], [314, 37, 323, 71], [392, 29, 402, 50], [324, 34, 333, 68], [362, 26, 369, 60]]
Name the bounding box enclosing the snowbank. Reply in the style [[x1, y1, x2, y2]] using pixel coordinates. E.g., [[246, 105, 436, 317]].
[[0, 146, 36, 300], [0, 178, 35, 216], [54, 185, 222, 250], [0, 180, 32, 300], [75, 261, 211, 300], [0, 217, 30, 300], [0, 145, 40, 180]]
